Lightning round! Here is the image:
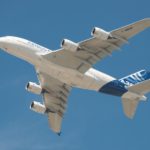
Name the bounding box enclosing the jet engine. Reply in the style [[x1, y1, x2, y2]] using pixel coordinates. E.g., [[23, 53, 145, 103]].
[[26, 82, 42, 95], [30, 101, 46, 114], [61, 39, 79, 52], [91, 27, 111, 40]]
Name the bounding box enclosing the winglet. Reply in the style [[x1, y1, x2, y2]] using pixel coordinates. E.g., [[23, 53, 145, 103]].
[[57, 132, 62, 136]]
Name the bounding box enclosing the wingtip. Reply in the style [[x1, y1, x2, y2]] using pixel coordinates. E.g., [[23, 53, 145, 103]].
[[126, 115, 134, 120], [142, 18, 150, 26], [133, 18, 150, 27], [57, 132, 62, 136], [143, 18, 150, 21], [124, 112, 135, 119]]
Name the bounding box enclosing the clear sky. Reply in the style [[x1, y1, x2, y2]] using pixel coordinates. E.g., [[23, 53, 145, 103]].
[[0, 0, 149, 150]]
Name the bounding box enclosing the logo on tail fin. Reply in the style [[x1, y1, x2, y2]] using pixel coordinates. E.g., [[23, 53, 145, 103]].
[[119, 70, 150, 87]]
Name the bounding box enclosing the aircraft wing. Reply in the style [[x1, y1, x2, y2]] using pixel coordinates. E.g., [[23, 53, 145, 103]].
[[36, 69, 72, 134], [43, 18, 150, 73]]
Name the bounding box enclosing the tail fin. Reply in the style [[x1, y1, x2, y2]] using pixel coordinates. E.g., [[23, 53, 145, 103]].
[[119, 70, 150, 87], [120, 70, 150, 118]]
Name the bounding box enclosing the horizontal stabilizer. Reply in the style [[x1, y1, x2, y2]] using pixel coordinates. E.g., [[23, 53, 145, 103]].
[[122, 97, 139, 119], [128, 79, 150, 94]]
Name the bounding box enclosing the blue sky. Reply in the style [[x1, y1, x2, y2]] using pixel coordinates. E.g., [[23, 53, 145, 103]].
[[0, 0, 149, 150]]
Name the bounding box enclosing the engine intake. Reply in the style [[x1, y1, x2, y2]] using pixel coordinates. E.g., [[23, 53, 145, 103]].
[[30, 101, 46, 114], [91, 27, 111, 40], [26, 82, 42, 95], [61, 39, 79, 52]]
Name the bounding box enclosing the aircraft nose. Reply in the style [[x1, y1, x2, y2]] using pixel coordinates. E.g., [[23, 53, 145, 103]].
[[0, 36, 12, 48], [0, 37, 6, 48], [0, 37, 5, 41], [0, 37, 8, 44]]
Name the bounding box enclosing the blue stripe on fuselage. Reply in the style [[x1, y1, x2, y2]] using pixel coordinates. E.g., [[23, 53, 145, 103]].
[[99, 80, 128, 96], [99, 70, 150, 97]]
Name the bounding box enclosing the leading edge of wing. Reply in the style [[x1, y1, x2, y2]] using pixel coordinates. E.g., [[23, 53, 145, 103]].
[[111, 18, 150, 39], [42, 18, 150, 74]]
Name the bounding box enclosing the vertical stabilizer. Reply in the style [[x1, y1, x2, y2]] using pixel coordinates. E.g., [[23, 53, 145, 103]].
[[120, 70, 150, 118]]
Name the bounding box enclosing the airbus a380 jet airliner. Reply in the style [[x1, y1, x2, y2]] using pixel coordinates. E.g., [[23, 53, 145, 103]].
[[0, 19, 150, 135]]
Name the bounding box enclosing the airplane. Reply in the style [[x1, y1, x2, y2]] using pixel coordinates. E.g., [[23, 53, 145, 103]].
[[0, 18, 150, 135]]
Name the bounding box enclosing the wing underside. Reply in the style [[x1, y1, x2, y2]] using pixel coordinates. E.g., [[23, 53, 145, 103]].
[[36, 70, 72, 133], [33, 18, 150, 133], [122, 97, 139, 119], [43, 18, 150, 73]]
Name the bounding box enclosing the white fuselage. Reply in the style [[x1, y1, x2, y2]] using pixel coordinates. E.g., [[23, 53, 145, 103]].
[[0, 36, 115, 91]]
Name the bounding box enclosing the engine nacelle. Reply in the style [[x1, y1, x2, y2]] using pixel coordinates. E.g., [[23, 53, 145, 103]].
[[30, 101, 46, 114], [26, 82, 42, 95], [61, 39, 79, 52], [91, 27, 111, 40]]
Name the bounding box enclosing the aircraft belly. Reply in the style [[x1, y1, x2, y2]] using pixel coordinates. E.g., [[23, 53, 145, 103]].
[[38, 59, 115, 91]]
